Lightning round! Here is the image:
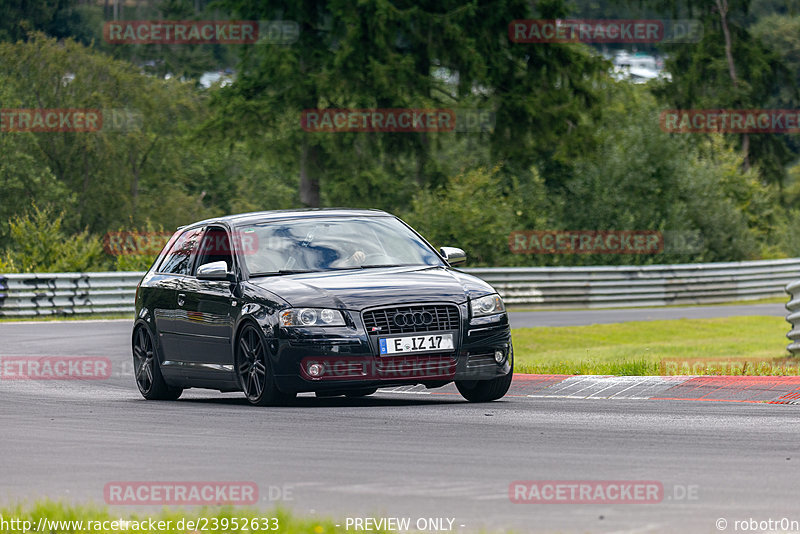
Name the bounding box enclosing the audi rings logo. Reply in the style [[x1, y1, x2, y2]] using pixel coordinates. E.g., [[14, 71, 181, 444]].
[[393, 311, 434, 327]]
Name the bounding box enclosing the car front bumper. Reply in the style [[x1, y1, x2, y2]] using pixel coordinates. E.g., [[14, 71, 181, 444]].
[[271, 310, 513, 393]]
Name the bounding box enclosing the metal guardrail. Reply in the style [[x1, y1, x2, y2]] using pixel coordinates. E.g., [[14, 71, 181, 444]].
[[0, 272, 144, 317], [468, 258, 800, 307], [1, 258, 799, 317], [786, 279, 800, 356]]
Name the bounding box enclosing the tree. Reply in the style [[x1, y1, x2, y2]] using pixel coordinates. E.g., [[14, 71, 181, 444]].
[[562, 84, 773, 264], [652, 0, 797, 186], [0, 78, 73, 249], [0, 0, 80, 42], [206, 0, 606, 209], [0, 34, 206, 234]]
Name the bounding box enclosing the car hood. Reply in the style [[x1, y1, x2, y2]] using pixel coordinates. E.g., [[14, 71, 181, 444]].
[[247, 266, 497, 310]]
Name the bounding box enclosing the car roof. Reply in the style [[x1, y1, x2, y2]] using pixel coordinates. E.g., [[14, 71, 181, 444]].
[[178, 208, 392, 230]]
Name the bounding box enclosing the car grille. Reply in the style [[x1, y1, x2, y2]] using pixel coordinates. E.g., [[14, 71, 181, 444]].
[[363, 304, 460, 335]]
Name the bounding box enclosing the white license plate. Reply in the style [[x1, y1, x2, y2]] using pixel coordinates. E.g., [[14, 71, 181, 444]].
[[379, 334, 454, 354]]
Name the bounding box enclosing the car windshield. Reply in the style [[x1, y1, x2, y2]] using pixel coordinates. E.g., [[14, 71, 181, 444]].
[[237, 216, 444, 275]]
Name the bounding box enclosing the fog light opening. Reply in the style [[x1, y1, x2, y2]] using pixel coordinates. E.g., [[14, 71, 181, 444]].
[[494, 350, 505, 364], [307, 363, 325, 378]]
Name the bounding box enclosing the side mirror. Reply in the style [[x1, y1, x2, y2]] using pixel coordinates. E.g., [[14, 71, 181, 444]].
[[197, 261, 234, 281], [439, 247, 466, 266]]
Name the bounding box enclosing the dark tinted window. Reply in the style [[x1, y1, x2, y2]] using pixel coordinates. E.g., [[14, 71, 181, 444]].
[[158, 227, 203, 275], [194, 227, 234, 274]]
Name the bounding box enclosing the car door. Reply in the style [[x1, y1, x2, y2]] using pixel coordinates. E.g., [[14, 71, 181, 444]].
[[152, 226, 204, 367], [175, 225, 238, 378]]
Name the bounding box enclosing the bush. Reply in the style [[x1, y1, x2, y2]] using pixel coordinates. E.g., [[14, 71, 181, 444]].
[[404, 166, 531, 266], [560, 85, 773, 264], [3, 205, 104, 273], [0, 254, 16, 273]]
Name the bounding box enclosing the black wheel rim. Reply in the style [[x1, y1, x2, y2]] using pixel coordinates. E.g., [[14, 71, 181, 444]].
[[133, 327, 155, 393], [237, 326, 267, 401]]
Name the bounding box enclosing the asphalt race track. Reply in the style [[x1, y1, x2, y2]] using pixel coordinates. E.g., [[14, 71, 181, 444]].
[[1, 307, 798, 534]]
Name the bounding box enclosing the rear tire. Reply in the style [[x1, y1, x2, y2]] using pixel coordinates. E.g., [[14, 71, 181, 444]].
[[236, 323, 295, 406], [456, 371, 512, 402], [133, 325, 182, 401]]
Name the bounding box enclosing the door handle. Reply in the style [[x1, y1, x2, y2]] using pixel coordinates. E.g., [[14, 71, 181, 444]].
[[177, 293, 186, 307]]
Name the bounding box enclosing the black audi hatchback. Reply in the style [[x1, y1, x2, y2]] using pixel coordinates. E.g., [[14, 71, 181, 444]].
[[132, 209, 513, 405]]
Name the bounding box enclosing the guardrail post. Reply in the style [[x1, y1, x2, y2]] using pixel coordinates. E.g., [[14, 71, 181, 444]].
[[785, 280, 800, 356]]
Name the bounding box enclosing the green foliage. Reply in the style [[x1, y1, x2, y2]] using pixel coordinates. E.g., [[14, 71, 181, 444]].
[[404, 166, 532, 266], [101, 0, 238, 82], [4, 205, 104, 273], [0, 34, 207, 234], [0, 254, 17, 273], [0, 4, 798, 272], [209, 0, 606, 206], [0, 0, 78, 42], [0, 35, 296, 245], [105, 220, 170, 273], [762, 208, 800, 258], [653, 0, 797, 186], [112, 254, 155, 272], [557, 84, 775, 264], [0, 125, 73, 250]]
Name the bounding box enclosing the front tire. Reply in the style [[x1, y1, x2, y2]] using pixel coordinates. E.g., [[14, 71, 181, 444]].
[[456, 371, 512, 402], [133, 325, 182, 401], [236, 323, 295, 406]]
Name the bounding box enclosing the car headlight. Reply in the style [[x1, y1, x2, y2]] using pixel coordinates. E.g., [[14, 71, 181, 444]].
[[470, 294, 506, 318], [280, 308, 346, 327]]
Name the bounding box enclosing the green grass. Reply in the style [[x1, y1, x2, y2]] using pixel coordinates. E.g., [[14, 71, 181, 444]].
[[512, 316, 798, 376], [0, 501, 389, 534]]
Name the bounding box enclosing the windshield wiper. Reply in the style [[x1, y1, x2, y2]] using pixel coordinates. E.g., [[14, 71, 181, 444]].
[[357, 264, 418, 269], [326, 264, 407, 271], [250, 269, 318, 277]]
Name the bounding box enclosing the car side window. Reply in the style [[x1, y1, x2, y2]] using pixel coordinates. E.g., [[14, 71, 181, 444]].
[[194, 226, 234, 274], [158, 227, 203, 275]]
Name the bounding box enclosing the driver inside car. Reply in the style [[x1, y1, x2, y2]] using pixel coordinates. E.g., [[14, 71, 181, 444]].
[[343, 249, 366, 266]]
